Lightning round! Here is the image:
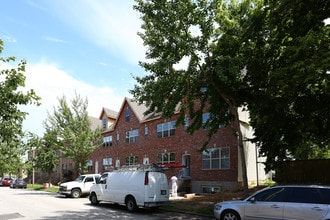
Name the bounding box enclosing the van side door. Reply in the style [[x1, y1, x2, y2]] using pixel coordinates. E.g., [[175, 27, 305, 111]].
[[96, 173, 108, 201]]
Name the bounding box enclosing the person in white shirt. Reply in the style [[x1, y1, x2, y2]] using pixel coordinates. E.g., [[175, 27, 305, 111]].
[[171, 175, 178, 197]]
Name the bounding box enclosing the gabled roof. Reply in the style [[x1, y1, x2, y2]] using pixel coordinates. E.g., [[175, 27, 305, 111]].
[[102, 97, 182, 132], [88, 116, 101, 131], [99, 107, 118, 120]]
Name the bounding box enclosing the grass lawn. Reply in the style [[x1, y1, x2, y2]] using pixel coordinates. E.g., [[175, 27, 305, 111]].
[[27, 184, 59, 193]]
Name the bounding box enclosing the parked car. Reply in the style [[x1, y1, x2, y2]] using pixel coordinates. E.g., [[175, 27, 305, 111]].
[[1, 178, 13, 186], [58, 174, 100, 198], [214, 185, 330, 220], [10, 179, 27, 189]]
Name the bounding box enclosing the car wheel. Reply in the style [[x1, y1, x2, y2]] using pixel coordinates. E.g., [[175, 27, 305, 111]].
[[89, 192, 99, 205], [71, 189, 81, 198], [221, 210, 240, 220], [125, 196, 137, 212]]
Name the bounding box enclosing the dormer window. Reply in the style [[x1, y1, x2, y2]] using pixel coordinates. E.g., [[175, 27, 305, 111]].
[[102, 118, 107, 129], [125, 108, 130, 122]]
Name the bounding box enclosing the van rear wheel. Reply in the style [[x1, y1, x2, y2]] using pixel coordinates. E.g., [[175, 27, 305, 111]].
[[125, 196, 137, 212]]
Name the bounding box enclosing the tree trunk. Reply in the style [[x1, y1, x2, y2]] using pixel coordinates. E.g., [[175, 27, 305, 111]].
[[233, 107, 249, 197]]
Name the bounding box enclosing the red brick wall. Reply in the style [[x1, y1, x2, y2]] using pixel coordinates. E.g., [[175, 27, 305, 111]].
[[89, 101, 239, 189]]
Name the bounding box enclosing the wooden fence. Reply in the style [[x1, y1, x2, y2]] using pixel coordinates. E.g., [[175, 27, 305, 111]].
[[275, 159, 330, 185]]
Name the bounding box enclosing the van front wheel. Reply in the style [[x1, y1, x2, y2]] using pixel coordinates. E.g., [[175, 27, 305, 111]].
[[90, 192, 99, 205], [125, 196, 137, 212]]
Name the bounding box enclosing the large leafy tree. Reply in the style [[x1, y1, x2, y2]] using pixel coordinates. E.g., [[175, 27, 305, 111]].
[[26, 131, 60, 184], [132, 0, 329, 195], [243, 0, 330, 170], [132, 0, 252, 195], [44, 93, 102, 176], [0, 40, 41, 176]]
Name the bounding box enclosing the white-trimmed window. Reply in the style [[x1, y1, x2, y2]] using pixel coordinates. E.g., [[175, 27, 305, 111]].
[[126, 156, 138, 165], [157, 121, 176, 138], [202, 147, 230, 170], [103, 135, 112, 147], [157, 152, 175, 163], [126, 129, 139, 143], [102, 157, 112, 171]]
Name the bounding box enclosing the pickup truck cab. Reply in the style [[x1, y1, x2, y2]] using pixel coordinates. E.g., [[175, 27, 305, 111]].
[[59, 174, 100, 198]]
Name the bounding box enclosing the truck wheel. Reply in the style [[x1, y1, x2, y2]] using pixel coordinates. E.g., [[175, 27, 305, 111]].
[[71, 189, 81, 198], [125, 196, 137, 212], [90, 192, 99, 205]]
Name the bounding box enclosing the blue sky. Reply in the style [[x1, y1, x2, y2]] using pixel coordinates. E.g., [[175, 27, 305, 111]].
[[0, 0, 147, 136]]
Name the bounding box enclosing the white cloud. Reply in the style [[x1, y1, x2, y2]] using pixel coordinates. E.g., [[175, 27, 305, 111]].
[[44, 36, 68, 44], [43, 0, 146, 64], [21, 62, 123, 136], [173, 55, 190, 71]]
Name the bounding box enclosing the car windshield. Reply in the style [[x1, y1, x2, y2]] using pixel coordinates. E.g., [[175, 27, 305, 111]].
[[74, 176, 86, 182]]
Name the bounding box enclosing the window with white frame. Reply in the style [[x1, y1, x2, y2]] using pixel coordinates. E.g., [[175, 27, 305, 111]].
[[102, 157, 112, 171], [126, 155, 138, 165], [103, 135, 112, 147], [202, 147, 230, 170], [125, 129, 138, 143], [157, 121, 176, 138], [157, 152, 175, 163]]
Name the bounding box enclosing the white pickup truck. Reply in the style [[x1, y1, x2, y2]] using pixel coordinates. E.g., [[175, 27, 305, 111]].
[[58, 174, 100, 198]]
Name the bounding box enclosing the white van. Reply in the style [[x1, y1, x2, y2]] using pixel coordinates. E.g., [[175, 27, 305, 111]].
[[89, 170, 169, 211]]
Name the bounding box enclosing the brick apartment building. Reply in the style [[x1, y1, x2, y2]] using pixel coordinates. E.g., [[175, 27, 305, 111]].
[[87, 97, 268, 193]]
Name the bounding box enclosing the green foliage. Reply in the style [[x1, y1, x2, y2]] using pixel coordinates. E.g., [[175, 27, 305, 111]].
[[0, 39, 41, 176], [243, 0, 330, 170], [132, 0, 330, 173], [26, 131, 60, 183], [132, 0, 251, 195], [43, 93, 103, 175]]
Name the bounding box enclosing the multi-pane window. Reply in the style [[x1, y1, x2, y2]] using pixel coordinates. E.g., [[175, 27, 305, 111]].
[[126, 156, 138, 165], [157, 121, 176, 138], [202, 147, 230, 170], [103, 135, 112, 147], [125, 108, 130, 122], [157, 152, 176, 163], [102, 157, 112, 171], [126, 129, 139, 143]]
